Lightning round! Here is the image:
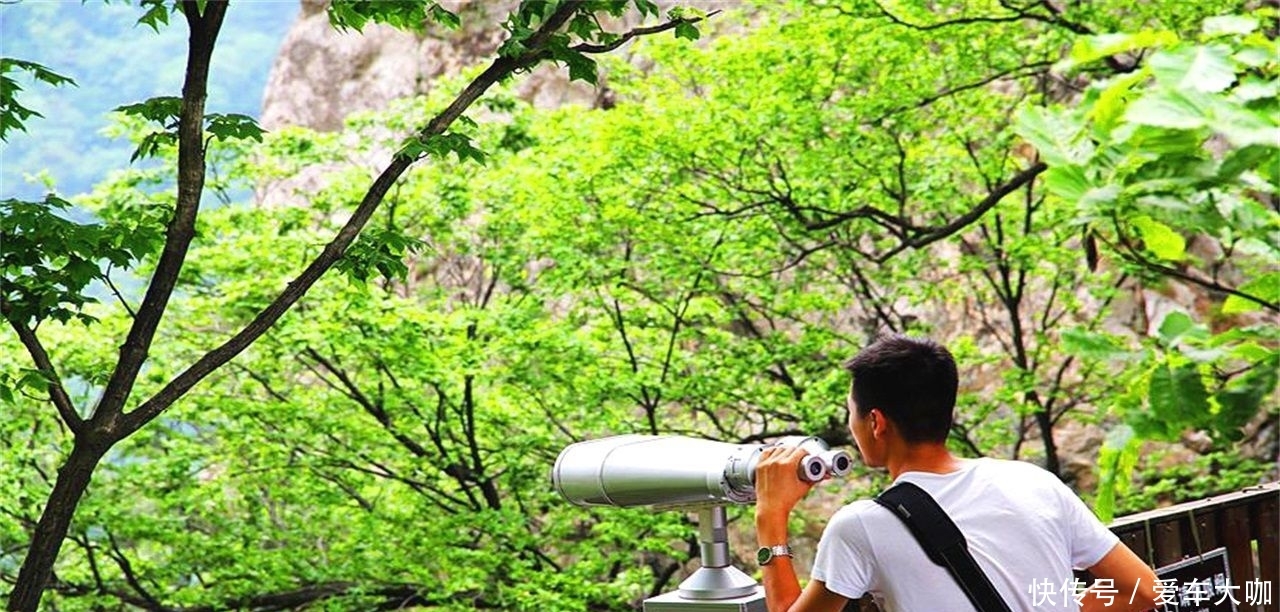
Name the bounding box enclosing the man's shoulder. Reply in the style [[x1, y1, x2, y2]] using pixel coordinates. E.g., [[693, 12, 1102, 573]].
[[970, 457, 1063, 483], [892, 458, 1062, 494], [830, 498, 890, 526], [833, 498, 883, 518], [960, 458, 1080, 509], [824, 498, 895, 545]]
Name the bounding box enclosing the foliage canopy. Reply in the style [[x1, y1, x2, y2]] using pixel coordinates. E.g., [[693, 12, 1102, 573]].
[[1, 0, 1276, 610]]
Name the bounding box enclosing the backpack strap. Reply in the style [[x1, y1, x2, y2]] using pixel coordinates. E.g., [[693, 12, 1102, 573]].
[[874, 482, 1014, 612]]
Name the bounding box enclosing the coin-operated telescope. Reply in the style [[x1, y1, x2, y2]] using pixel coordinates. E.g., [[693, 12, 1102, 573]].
[[552, 435, 853, 611]]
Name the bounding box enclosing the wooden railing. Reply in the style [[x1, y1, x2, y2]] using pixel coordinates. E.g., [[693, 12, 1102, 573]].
[[1107, 482, 1278, 612], [853, 481, 1279, 612]]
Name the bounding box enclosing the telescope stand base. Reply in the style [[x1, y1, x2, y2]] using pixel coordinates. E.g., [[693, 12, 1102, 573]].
[[643, 587, 767, 611]]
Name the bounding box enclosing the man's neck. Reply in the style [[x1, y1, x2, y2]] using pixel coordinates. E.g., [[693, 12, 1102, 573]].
[[885, 443, 962, 480]]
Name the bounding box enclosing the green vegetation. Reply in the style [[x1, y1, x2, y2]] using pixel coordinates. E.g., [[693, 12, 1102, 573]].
[[2, 0, 1276, 610]]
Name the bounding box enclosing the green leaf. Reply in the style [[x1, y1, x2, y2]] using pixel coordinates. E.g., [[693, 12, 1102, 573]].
[[1062, 31, 1179, 71], [674, 21, 700, 42], [1095, 425, 1141, 521], [335, 227, 427, 284], [137, 0, 171, 32], [1145, 362, 1210, 437], [1201, 15, 1258, 37], [633, 0, 659, 18], [1123, 90, 1208, 129], [1124, 125, 1206, 155], [1086, 71, 1146, 137], [0, 58, 74, 87], [328, 0, 433, 32], [1233, 45, 1276, 68], [428, 4, 461, 30], [1060, 328, 1131, 361], [1213, 357, 1277, 440], [1, 195, 150, 325], [668, 6, 709, 20], [552, 47, 598, 85], [1042, 165, 1090, 203], [1156, 311, 1195, 344], [1211, 104, 1280, 148], [115, 96, 183, 124], [0, 58, 77, 141], [1221, 272, 1280, 313], [569, 12, 597, 38], [1015, 106, 1090, 166], [131, 131, 179, 162], [1130, 215, 1185, 261], [18, 368, 52, 395], [398, 132, 486, 164], [205, 113, 266, 143], [1232, 78, 1280, 103], [1079, 185, 1120, 213], [1218, 145, 1277, 182], [1149, 45, 1236, 93]]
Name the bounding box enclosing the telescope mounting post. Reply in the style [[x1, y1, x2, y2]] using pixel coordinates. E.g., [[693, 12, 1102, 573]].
[[552, 434, 850, 611], [642, 505, 767, 611]]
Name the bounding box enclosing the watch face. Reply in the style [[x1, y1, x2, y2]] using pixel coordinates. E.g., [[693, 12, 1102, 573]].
[[756, 546, 772, 565]]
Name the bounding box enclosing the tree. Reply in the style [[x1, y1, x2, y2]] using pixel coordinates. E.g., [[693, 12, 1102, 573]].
[[3, 1, 1275, 610], [1017, 13, 1280, 517], [1, 1, 705, 609]]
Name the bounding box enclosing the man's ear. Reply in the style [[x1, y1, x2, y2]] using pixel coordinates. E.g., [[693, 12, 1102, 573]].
[[869, 408, 888, 439]]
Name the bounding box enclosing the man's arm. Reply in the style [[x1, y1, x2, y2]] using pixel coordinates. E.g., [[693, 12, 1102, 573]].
[[1081, 543, 1159, 612], [755, 499, 804, 610], [755, 447, 849, 612]]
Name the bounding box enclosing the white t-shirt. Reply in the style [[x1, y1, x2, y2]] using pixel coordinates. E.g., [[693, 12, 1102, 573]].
[[811, 458, 1119, 611]]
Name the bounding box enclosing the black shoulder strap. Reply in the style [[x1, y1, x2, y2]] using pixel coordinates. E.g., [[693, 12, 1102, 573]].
[[874, 482, 1013, 612]]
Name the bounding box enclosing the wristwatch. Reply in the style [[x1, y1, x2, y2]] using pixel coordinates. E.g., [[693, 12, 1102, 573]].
[[756, 544, 793, 566]]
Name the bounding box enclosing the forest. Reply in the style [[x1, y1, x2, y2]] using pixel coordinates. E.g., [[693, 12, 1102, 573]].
[[1, 0, 1277, 610]]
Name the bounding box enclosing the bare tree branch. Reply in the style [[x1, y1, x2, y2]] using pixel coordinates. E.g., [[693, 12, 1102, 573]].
[[573, 12, 718, 54], [866, 161, 1047, 263], [102, 265, 138, 318], [2, 315, 83, 435], [866, 0, 1028, 31], [103, 530, 164, 611], [1111, 221, 1279, 313], [871, 60, 1055, 125]]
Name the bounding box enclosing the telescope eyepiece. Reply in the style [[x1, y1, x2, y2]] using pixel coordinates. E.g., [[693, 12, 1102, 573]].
[[798, 454, 827, 482], [821, 449, 854, 478]]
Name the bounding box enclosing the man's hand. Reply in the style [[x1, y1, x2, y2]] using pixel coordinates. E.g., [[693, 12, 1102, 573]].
[[755, 446, 817, 537]]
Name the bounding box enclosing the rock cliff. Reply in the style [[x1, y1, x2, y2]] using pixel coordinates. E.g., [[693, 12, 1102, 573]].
[[260, 0, 611, 132]]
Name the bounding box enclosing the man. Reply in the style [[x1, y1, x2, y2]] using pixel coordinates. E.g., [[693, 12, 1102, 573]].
[[754, 334, 1160, 612]]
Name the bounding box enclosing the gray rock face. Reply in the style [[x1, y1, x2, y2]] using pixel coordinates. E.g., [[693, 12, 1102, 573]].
[[259, 0, 601, 132]]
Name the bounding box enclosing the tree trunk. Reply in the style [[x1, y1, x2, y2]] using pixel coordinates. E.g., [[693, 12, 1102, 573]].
[[1035, 409, 1061, 479], [6, 442, 107, 612]]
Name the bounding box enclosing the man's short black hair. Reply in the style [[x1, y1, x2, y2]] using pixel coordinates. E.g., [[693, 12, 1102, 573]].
[[842, 334, 957, 444]]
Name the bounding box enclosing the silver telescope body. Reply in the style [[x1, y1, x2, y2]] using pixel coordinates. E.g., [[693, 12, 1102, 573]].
[[552, 434, 853, 508]]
